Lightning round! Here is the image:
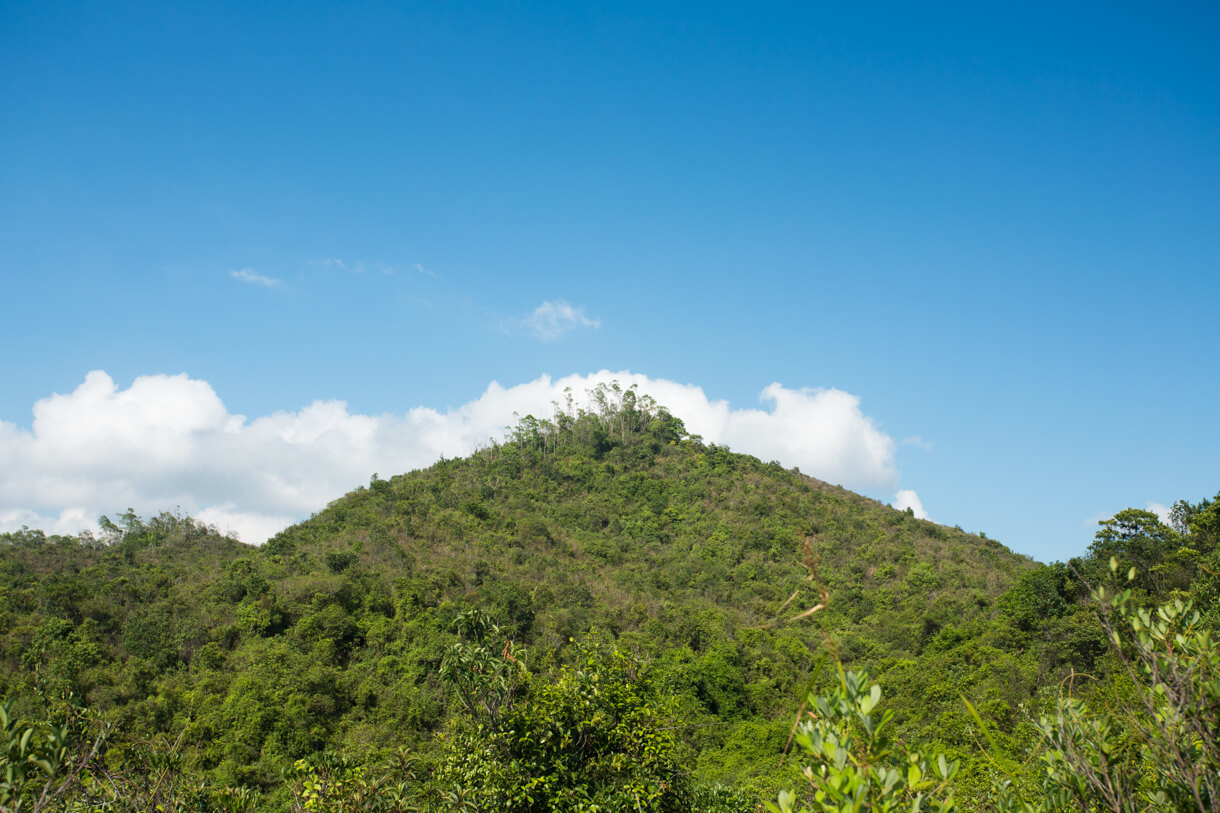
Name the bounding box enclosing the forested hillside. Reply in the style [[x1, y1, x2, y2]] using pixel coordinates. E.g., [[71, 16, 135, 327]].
[[2, 386, 1216, 811]]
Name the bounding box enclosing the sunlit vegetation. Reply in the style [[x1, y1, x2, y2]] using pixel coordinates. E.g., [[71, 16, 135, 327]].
[[1, 384, 1216, 810]]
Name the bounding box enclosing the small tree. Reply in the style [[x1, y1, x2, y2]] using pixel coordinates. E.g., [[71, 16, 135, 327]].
[[435, 631, 718, 812], [438, 608, 528, 732]]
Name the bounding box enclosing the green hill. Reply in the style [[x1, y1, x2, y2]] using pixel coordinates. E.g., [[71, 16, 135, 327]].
[[12, 385, 1209, 810], [254, 389, 1035, 782]]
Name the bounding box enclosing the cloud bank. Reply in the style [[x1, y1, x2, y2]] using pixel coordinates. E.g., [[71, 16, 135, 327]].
[[0, 371, 920, 544]]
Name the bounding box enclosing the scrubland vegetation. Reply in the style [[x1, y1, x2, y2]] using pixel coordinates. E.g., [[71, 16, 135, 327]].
[[2, 386, 1216, 811]]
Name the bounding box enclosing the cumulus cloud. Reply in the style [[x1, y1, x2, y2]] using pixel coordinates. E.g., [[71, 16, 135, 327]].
[[524, 301, 600, 340], [892, 489, 929, 520], [1146, 502, 1172, 524], [230, 268, 283, 287], [0, 370, 915, 545]]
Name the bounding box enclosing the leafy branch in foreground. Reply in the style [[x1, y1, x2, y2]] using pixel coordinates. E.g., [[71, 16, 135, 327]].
[[770, 668, 958, 813], [0, 701, 106, 813], [989, 558, 1219, 812]]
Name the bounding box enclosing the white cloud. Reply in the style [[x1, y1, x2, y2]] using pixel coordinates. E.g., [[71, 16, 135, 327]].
[[319, 258, 361, 273], [1083, 511, 1111, 528], [901, 436, 934, 451], [0, 506, 94, 536], [1146, 502, 1171, 524], [195, 504, 299, 545], [230, 268, 283, 287], [524, 300, 600, 340], [319, 258, 399, 275], [892, 489, 929, 520], [0, 370, 912, 545]]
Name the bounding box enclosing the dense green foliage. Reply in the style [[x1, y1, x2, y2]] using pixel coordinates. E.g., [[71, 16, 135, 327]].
[[1, 385, 1216, 810], [434, 626, 698, 811]]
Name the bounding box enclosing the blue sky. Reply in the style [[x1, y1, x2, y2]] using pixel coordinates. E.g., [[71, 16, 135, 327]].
[[1, 1, 1216, 562]]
